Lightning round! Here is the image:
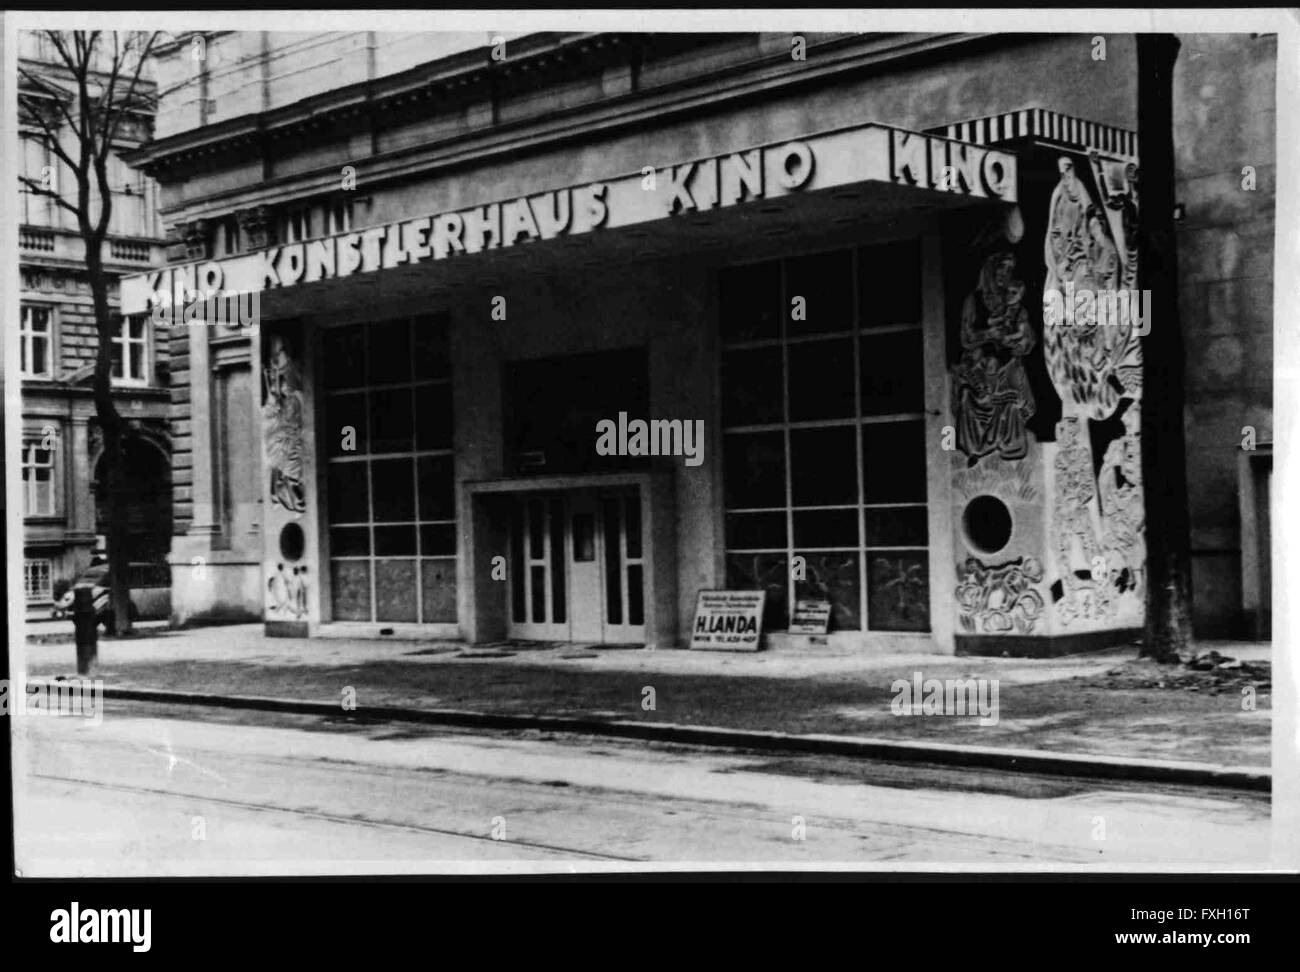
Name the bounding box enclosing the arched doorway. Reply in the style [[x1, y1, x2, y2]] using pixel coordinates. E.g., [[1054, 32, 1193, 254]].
[[92, 433, 173, 587]]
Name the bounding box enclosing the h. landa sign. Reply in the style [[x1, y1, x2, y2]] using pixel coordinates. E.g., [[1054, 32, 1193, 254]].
[[691, 589, 766, 651], [122, 124, 1016, 314]]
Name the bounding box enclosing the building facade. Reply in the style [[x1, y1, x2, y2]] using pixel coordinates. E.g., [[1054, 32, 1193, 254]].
[[121, 30, 1275, 650], [18, 31, 171, 616]]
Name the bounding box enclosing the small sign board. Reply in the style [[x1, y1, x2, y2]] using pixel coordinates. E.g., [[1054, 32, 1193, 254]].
[[789, 599, 832, 635], [690, 589, 766, 651]]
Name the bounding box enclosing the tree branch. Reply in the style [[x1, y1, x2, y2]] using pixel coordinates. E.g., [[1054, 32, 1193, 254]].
[[18, 175, 82, 218], [16, 103, 79, 177], [96, 31, 124, 159], [44, 31, 81, 79], [103, 31, 160, 158], [17, 65, 81, 165]]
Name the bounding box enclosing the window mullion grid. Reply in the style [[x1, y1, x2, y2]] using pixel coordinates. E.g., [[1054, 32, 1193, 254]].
[[520, 502, 532, 628], [624, 496, 633, 628], [408, 320, 424, 625], [853, 244, 869, 632], [780, 258, 795, 625], [363, 342, 377, 624], [543, 499, 554, 628]]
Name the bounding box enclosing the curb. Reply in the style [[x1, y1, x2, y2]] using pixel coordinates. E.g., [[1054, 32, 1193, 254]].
[[101, 686, 1271, 792]]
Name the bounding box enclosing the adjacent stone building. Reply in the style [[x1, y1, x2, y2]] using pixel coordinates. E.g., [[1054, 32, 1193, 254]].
[[18, 30, 171, 617], [1173, 33, 1275, 639], [121, 30, 1274, 648]]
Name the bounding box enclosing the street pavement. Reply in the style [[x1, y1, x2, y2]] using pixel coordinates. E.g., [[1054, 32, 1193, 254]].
[[22, 623, 1273, 767], [12, 699, 1273, 875]]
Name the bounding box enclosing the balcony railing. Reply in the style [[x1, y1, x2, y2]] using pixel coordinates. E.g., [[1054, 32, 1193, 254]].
[[20, 224, 164, 268], [19, 227, 55, 252], [109, 239, 152, 262]]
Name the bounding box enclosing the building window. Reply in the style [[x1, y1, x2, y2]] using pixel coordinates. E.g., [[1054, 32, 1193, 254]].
[[22, 439, 56, 517], [108, 153, 148, 238], [21, 304, 53, 377], [24, 559, 54, 602], [719, 241, 930, 633], [20, 133, 60, 226], [280, 206, 312, 244], [323, 315, 456, 624], [111, 315, 149, 385], [325, 199, 352, 236]]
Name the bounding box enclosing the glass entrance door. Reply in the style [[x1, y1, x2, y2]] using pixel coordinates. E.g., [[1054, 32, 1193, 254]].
[[507, 495, 567, 640], [597, 492, 645, 644], [568, 494, 603, 642], [506, 491, 645, 644]]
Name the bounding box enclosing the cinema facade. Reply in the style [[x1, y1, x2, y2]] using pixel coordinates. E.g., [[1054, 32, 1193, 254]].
[[121, 31, 1274, 653]]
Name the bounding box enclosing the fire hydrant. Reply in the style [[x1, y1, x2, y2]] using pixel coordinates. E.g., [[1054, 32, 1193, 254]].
[[73, 586, 97, 676]]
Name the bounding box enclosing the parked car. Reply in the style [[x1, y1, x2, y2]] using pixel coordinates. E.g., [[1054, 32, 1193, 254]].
[[51, 562, 139, 629]]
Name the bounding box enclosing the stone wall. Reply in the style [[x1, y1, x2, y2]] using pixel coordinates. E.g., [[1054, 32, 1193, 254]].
[[1173, 32, 1275, 637]]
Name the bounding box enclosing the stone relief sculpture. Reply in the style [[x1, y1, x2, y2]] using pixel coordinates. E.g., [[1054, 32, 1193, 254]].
[[948, 152, 1146, 638], [263, 331, 307, 514], [1052, 416, 1110, 625], [1097, 403, 1145, 600], [262, 325, 310, 621], [947, 226, 1048, 639], [953, 453, 1039, 505], [951, 251, 1037, 465], [955, 554, 1045, 635], [1042, 155, 1142, 421], [1042, 153, 1145, 629], [267, 563, 309, 619]]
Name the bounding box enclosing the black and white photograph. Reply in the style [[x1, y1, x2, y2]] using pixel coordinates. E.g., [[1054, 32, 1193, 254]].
[[2, 7, 1296, 912]]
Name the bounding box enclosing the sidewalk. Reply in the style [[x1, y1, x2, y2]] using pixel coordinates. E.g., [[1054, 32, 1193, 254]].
[[25, 617, 171, 636], [21, 623, 1271, 771]]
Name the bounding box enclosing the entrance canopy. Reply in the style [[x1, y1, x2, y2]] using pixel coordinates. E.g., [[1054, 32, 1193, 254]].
[[121, 121, 1018, 318]]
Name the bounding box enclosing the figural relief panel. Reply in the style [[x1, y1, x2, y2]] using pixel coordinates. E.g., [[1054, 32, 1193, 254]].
[[262, 323, 311, 621], [951, 252, 1037, 466], [949, 230, 1049, 635], [1042, 152, 1146, 629], [1042, 154, 1143, 420]]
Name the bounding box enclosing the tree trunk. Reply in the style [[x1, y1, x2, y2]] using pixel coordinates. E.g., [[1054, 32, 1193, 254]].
[[1137, 33, 1192, 662], [86, 240, 134, 640]]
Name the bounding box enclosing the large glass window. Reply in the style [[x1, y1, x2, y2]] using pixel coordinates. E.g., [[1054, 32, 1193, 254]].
[[21, 304, 53, 377], [22, 439, 55, 516], [323, 315, 455, 623], [720, 240, 930, 633]]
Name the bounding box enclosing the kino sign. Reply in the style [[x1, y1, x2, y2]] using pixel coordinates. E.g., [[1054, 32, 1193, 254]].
[[121, 123, 1016, 314]]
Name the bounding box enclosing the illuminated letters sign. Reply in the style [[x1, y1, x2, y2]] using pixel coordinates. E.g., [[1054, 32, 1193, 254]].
[[122, 123, 1016, 314]]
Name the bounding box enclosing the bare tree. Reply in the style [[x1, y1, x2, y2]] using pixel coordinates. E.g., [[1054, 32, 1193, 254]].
[[1136, 33, 1193, 663], [18, 30, 161, 645]]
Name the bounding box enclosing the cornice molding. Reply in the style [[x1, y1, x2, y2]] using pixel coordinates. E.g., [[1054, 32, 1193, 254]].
[[149, 31, 998, 226], [126, 31, 598, 171]]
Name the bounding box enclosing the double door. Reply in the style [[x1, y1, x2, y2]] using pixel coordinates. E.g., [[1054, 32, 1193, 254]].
[[507, 491, 645, 644]]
